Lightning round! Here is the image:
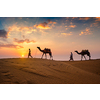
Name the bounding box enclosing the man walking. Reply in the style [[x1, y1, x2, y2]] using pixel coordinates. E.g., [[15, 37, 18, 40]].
[[69, 52, 74, 61], [28, 49, 33, 58]]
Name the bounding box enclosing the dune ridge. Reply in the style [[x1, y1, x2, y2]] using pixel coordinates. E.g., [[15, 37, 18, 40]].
[[0, 58, 100, 84]]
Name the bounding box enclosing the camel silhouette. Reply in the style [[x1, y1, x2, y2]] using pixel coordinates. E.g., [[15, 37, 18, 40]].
[[75, 50, 91, 60], [37, 47, 53, 60]]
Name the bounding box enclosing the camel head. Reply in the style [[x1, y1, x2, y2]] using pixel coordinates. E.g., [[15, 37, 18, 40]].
[[74, 50, 81, 54], [37, 47, 40, 49], [37, 47, 43, 52], [75, 50, 78, 52]]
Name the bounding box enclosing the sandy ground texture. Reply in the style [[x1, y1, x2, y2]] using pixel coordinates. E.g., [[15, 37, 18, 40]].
[[0, 58, 100, 84]]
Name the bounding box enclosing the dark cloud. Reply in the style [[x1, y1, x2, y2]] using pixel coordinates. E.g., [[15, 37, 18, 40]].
[[47, 19, 56, 24], [0, 29, 8, 38], [0, 43, 23, 49], [34, 19, 56, 29], [40, 22, 48, 27], [14, 38, 36, 44], [47, 19, 54, 24], [34, 22, 50, 29]]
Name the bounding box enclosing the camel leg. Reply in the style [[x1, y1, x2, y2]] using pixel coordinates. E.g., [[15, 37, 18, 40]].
[[84, 56, 86, 60], [49, 53, 51, 60], [52, 56, 53, 60], [45, 53, 47, 59], [50, 56, 53, 60], [81, 55, 83, 61], [41, 53, 44, 59], [88, 55, 91, 60], [89, 56, 91, 60], [49, 53, 53, 60]]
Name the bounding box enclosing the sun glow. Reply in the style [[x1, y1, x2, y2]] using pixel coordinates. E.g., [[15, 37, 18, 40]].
[[22, 55, 24, 57]]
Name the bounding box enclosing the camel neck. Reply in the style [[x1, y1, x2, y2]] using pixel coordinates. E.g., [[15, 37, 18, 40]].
[[38, 48, 43, 52], [76, 51, 81, 54]]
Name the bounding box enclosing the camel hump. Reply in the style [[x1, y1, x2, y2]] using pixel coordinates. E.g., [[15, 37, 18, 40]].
[[82, 50, 89, 52], [44, 48, 51, 52]]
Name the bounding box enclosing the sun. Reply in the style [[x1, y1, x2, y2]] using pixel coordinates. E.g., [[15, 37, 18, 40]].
[[22, 55, 24, 57]]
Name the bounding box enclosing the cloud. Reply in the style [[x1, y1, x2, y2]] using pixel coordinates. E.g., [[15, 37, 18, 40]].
[[79, 28, 92, 35], [65, 26, 68, 30], [69, 25, 76, 28], [14, 38, 36, 44], [72, 17, 78, 19], [47, 19, 56, 24], [34, 22, 51, 29], [61, 32, 72, 36], [65, 22, 77, 29], [34, 19, 56, 29], [70, 22, 73, 24], [0, 29, 9, 38], [0, 43, 23, 49], [90, 17, 100, 28], [79, 17, 90, 20], [95, 17, 100, 21], [90, 22, 98, 27], [7, 25, 37, 35]]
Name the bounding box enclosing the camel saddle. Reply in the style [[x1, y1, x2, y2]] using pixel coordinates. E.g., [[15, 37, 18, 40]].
[[44, 48, 51, 52], [82, 50, 89, 52]]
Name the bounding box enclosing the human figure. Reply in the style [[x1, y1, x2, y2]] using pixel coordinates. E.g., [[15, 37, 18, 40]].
[[28, 49, 33, 58], [69, 52, 74, 61]]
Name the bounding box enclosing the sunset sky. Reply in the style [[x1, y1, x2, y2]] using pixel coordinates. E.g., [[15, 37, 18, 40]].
[[0, 17, 100, 60]]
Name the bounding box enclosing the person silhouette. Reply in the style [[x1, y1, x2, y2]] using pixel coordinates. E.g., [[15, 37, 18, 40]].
[[69, 52, 74, 61], [28, 49, 33, 58]]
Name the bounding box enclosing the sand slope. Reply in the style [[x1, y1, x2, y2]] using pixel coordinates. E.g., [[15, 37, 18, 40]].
[[0, 58, 100, 84]]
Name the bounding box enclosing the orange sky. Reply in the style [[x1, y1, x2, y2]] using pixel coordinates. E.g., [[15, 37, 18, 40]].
[[0, 17, 100, 60]]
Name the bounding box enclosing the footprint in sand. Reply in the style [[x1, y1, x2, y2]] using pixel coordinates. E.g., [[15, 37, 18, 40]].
[[19, 67, 28, 70], [1, 71, 13, 83], [2, 71, 9, 74], [2, 71, 13, 78]]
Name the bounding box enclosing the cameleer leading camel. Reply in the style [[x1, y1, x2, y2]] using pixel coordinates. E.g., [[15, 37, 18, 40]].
[[37, 47, 53, 60], [75, 50, 91, 60]]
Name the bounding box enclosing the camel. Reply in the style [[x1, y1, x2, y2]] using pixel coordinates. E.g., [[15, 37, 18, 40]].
[[75, 50, 91, 60], [37, 47, 53, 60]]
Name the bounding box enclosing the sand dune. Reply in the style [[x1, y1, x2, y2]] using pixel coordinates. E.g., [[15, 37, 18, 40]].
[[0, 58, 100, 84]]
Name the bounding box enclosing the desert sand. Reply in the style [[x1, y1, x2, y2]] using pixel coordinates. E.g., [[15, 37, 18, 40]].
[[0, 58, 100, 84]]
